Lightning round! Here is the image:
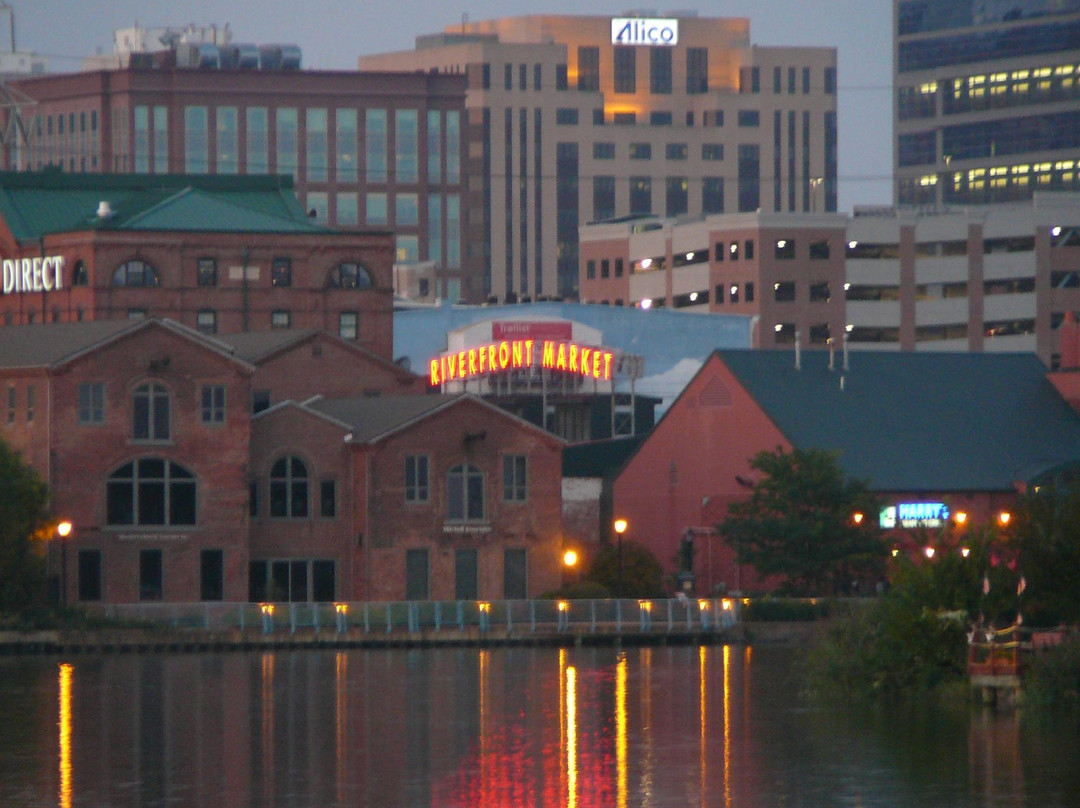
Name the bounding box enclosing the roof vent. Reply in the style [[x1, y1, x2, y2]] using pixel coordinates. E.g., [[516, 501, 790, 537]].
[[96, 200, 113, 218]]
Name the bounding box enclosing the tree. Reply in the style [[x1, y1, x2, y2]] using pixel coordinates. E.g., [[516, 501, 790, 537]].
[[0, 438, 51, 612], [1014, 482, 1080, 626], [586, 539, 667, 598], [717, 447, 886, 595]]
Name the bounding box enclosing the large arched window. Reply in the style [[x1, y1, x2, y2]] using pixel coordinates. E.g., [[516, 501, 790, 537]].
[[270, 455, 309, 517], [447, 463, 485, 522], [112, 259, 161, 287], [132, 382, 170, 441], [327, 262, 374, 289], [106, 458, 197, 526]]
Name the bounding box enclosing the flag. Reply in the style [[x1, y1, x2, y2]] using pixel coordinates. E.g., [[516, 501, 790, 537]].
[[983, 574, 990, 595], [1017, 576, 1026, 596]]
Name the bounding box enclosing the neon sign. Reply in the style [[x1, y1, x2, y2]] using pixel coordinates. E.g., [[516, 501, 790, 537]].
[[880, 502, 950, 529], [2, 256, 65, 295], [429, 339, 615, 386]]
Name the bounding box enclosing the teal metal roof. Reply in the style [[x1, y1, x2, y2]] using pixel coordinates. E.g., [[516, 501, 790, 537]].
[[714, 349, 1080, 493], [0, 169, 335, 241]]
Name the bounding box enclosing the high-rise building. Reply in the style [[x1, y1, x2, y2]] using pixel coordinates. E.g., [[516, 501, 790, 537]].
[[894, 0, 1080, 208], [0, 50, 470, 301], [359, 13, 837, 302]]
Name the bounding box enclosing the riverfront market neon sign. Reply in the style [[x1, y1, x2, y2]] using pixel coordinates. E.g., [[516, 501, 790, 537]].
[[2, 256, 66, 295], [429, 339, 615, 386]]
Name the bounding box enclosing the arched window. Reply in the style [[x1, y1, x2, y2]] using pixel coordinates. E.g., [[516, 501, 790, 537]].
[[72, 260, 89, 287], [327, 262, 374, 289], [106, 458, 197, 526], [112, 259, 161, 287], [447, 463, 485, 522], [270, 455, 309, 517], [132, 382, 170, 441]]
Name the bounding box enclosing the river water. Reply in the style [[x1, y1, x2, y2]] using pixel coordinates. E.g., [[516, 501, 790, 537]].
[[0, 644, 1077, 807]]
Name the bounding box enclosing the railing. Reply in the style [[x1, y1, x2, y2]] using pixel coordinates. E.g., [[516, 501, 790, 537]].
[[100, 597, 742, 637], [967, 623, 1024, 678]]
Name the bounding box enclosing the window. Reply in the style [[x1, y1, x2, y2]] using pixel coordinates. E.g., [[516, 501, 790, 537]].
[[666, 177, 688, 217], [200, 549, 224, 601], [271, 258, 292, 287], [730, 242, 739, 261], [6, 386, 13, 424], [665, 143, 688, 160], [686, 48, 708, 94], [586, 260, 596, 279], [197, 258, 217, 286], [406, 549, 429, 600], [78, 382, 104, 424], [112, 259, 160, 287], [613, 112, 636, 125], [270, 455, 309, 518], [614, 47, 636, 93], [774, 281, 796, 301], [200, 384, 225, 424], [593, 142, 615, 159], [77, 550, 102, 602], [504, 548, 528, 599], [447, 462, 484, 522], [774, 66, 782, 94], [630, 176, 652, 215], [775, 239, 796, 259], [729, 284, 739, 303], [593, 175, 616, 221], [366, 193, 388, 225], [339, 312, 358, 340], [140, 549, 163, 601], [810, 239, 830, 259], [196, 310, 217, 335], [271, 310, 291, 330], [320, 480, 336, 518], [702, 143, 724, 160], [249, 559, 335, 602], [738, 110, 760, 127], [253, 391, 271, 413], [395, 193, 419, 225], [132, 382, 170, 441], [405, 455, 430, 503], [577, 47, 599, 92], [555, 64, 568, 90], [745, 240, 755, 260], [503, 455, 527, 502], [328, 262, 373, 289], [615, 258, 624, 277], [601, 260, 610, 278], [72, 261, 89, 286], [26, 385, 34, 421], [556, 108, 579, 125], [650, 111, 673, 126], [650, 47, 672, 94], [810, 281, 831, 302], [629, 143, 652, 160], [106, 458, 196, 526]]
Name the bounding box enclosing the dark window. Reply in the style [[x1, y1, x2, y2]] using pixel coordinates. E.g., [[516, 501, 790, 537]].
[[774, 281, 796, 301], [615, 258, 624, 277], [650, 47, 672, 94], [139, 549, 163, 601], [686, 48, 708, 93], [593, 176, 615, 221], [738, 110, 760, 127], [556, 64, 568, 90], [339, 312, 358, 340], [703, 178, 724, 216], [809, 324, 830, 344], [630, 143, 652, 160], [112, 259, 160, 287], [503, 455, 527, 502], [200, 384, 225, 424], [320, 480, 336, 518], [665, 143, 687, 160], [593, 142, 615, 159], [519, 63, 527, 91], [405, 455, 429, 502], [810, 281, 831, 302], [601, 259, 610, 278], [455, 549, 478, 600], [586, 260, 596, 279], [802, 67, 811, 94], [775, 238, 796, 259], [197, 258, 217, 286], [714, 242, 724, 262], [249, 479, 259, 517], [406, 549, 429, 600], [200, 549, 224, 601], [534, 63, 542, 90], [481, 63, 491, 89], [825, 67, 836, 94], [328, 262, 373, 288], [271, 258, 292, 287], [702, 143, 724, 160], [504, 63, 512, 90], [613, 112, 636, 125], [78, 382, 105, 424], [447, 462, 485, 522], [77, 550, 102, 602], [614, 47, 636, 93], [106, 459, 196, 526], [774, 66, 782, 93], [745, 240, 755, 260], [737, 144, 760, 212], [269, 455, 309, 518], [809, 239, 830, 259], [72, 261, 89, 286], [556, 108, 579, 125], [504, 548, 528, 599], [650, 111, 673, 126], [665, 177, 688, 217], [252, 390, 271, 413], [899, 131, 936, 166], [630, 176, 651, 215], [593, 108, 605, 125], [577, 47, 599, 91], [132, 382, 170, 441], [746, 282, 755, 301]]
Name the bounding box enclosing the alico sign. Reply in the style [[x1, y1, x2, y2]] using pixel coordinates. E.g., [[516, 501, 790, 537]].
[[611, 17, 679, 46]]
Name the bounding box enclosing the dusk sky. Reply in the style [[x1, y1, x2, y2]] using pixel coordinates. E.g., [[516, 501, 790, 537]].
[[15, 0, 894, 211]]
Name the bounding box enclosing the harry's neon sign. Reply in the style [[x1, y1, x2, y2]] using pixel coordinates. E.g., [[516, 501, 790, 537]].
[[430, 339, 615, 386]]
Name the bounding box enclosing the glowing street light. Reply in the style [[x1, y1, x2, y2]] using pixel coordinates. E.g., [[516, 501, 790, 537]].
[[57, 521, 73, 607], [613, 518, 628, 598]]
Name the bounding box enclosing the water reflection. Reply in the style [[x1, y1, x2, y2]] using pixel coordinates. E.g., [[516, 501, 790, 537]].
[[0, 645, 1076, 807]]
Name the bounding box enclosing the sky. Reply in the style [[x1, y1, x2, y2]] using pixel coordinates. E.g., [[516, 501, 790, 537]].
[[13, 0, 894, 211]]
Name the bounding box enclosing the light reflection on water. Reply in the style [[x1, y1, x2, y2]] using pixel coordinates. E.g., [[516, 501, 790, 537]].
[[0, 644, 1077, 807]]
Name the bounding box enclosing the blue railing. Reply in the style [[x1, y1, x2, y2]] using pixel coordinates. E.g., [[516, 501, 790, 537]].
[[101, 597, 742, 636]]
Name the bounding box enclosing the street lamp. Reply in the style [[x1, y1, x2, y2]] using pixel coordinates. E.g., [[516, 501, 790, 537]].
[[563, 548, 579, 589], [57, 521, 72, 607], [613, 518, 628, 598]]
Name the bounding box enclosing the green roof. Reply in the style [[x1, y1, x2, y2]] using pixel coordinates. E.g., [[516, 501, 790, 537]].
[[0, 169, 336, 241], [563, 435, 648, 478], [714, 349, 1080, 492]]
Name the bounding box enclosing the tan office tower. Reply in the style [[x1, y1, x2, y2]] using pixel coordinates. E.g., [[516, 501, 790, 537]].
[[894, 0, 1080, 208], [360, 14, 837, 303]]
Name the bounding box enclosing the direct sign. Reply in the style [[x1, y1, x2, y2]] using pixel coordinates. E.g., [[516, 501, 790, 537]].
[[2, 256, 65, 295], [611, 17, 679, 46]]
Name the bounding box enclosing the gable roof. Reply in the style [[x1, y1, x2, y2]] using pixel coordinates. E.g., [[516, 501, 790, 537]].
[[0, 169, 336, 242], [213, 329, 418, 381], [304, 392, 563, 445], [0, 317, 252, 371], [712, 349, 1080, 492]]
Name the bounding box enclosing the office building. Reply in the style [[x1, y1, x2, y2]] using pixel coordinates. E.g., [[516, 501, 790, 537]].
[[359, 13, 837, 302], [894, 0, 1080, 207]]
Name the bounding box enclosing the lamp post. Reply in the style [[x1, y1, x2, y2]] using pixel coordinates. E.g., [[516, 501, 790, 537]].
[[613, 518, 628, 598], [562, 548, 579, 589], [57, 521, 72, 607]]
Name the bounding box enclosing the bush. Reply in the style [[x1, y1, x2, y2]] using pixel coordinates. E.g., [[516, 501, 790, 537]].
[[742, 596, 834, 622], [1024, 637, 1080, 707]]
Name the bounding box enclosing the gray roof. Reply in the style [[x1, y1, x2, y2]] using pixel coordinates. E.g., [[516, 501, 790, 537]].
[[304, 394, 466, 442], [713, 349, 1080, 492], [212, 329, 321, 362]]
